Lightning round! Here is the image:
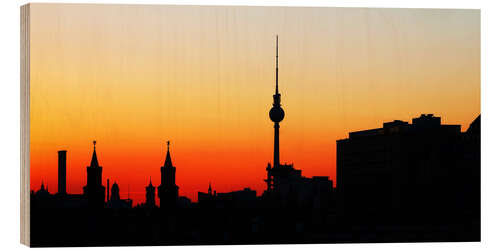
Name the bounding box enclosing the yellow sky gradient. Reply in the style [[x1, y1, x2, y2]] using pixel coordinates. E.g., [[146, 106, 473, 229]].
[[29, 4, 480, 203]]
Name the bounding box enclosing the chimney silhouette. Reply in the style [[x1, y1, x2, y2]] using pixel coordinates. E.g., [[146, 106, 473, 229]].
[[107, 179, 110, 202], [57, 150, 67, 195]]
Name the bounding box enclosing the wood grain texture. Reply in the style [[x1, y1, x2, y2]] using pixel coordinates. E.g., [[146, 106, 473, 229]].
[[20, 3, 30, 247]]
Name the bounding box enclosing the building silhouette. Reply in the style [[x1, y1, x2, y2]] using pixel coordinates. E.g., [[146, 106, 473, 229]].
[[158, 141, 179, 209], [145, 177, 156, 207], [35, 181, 50, 198], [457, 114, 481, 217], [106, 178, 110, 202], [110, 182, 120, 200], [83, 140, 105, 208], [198, 185, 257, 209], [106, 181, 132, 209], [337, 114, 480, 224]]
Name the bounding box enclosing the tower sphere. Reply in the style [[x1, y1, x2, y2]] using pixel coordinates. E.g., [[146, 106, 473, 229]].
[[269, 106, 285, 123]]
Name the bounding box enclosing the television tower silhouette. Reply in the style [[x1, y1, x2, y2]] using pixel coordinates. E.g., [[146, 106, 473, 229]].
[[269, 35, 285, 167], [266, 35, 286, 191]]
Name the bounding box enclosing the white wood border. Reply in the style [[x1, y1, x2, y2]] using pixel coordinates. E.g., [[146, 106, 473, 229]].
[[20, 3, 30, 247]]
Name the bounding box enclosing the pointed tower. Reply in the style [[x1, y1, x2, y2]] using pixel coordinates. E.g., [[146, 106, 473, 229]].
[[83, 140, 105, 208], [158, 141, 179, 209], [266, 36, 286, 191], [145, 177, 156, 207]]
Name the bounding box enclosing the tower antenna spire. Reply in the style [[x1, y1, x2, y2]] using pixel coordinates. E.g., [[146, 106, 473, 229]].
[[269, 35, 285, 171], [275, 35, 279, 94]]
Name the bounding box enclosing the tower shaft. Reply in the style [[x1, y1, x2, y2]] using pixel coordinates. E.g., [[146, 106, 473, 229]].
[[268, 35, 285, 189], [274, 123, 280, 168], [272, 35, 281, 168]]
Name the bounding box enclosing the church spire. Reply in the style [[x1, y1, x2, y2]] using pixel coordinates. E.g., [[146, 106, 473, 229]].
[[164, 140, 173, 167], [90, 140, 99, 167]]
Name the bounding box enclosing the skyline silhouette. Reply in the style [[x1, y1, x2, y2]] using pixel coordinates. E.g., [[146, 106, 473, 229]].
[[30, 110, 480, 246], [32, 36, 337, 206], [29, 5, 480, 204], [31, 38, 480, 247], [24, 4, 480, 247], [30, 37, 480, 244], [31, 113, 480, 205], [31, 36, 480, 207], [31, 112, 480, 206]]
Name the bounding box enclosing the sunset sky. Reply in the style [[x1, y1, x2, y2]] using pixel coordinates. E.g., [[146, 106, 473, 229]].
[[29, 4, 480, 204]]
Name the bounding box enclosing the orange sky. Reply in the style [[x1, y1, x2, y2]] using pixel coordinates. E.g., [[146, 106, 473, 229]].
[[29, 4, 480, 204]]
